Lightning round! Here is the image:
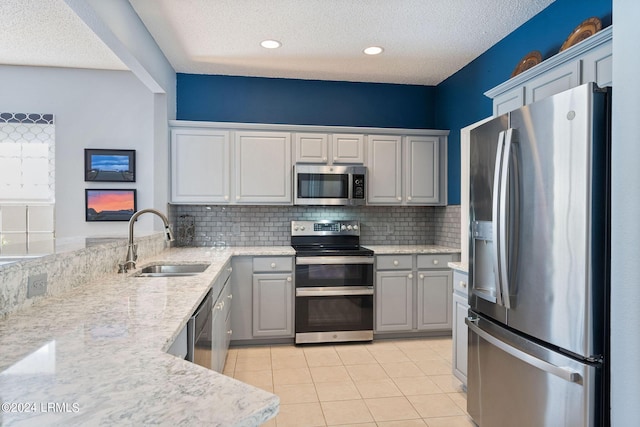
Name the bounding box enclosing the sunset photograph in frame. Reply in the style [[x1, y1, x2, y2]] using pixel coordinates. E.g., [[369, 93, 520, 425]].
[[85, 189, 137, 221]]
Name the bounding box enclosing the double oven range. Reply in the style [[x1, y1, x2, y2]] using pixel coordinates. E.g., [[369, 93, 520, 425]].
[[291, 220, 374, 344]]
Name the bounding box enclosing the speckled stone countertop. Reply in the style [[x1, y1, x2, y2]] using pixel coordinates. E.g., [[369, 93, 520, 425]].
[[0, 246, 293, 427], [364, 245, 461, 255], [448, 262, 469, 273]]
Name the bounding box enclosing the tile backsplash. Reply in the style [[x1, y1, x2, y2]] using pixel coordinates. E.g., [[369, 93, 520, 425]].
[[169, 205, 460, 248]]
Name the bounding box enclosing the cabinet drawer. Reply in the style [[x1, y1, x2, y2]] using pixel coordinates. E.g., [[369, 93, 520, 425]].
[[453, 270, 469, 297], [417, 254, 455, 269], [376, 255, 413, 270], [253, 256, 293, 272]]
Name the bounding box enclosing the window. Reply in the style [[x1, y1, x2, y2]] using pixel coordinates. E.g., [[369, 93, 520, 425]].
[[0, 113, 55, 255]]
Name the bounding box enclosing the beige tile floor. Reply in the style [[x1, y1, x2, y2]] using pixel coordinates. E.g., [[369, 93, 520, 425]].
[[223, 337, 475, 427]]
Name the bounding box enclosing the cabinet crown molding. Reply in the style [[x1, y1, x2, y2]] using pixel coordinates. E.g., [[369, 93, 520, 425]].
[[169, 120, 449, 137]]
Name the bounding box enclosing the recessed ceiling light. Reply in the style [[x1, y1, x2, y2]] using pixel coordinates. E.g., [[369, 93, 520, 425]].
[[363, 46, 384, 55], [260, 40, 282, 49]]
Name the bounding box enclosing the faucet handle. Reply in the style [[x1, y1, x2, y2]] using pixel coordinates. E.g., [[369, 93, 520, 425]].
[[118, 263, 128, 274], [165, 225, 174, 242]]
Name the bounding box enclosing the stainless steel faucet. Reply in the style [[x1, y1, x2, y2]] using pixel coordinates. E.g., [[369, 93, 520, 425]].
[[119, 208, 174, 272]]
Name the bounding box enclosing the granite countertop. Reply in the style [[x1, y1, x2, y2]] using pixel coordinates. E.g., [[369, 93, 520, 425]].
[[364, 245, 461, 255], [0, 246, 293, 427], [448, 262, 469, 273], [0, 243, 461, 425]]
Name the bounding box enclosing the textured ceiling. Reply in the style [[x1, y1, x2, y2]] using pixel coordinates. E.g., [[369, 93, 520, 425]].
[[128, 0, 555, 85], [0, 0, 127, 71], [1, 0, 555, 85]]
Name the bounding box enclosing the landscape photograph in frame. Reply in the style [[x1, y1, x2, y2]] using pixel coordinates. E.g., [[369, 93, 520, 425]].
[[85, 189, 137, 222], [84, 149, 135, 182]]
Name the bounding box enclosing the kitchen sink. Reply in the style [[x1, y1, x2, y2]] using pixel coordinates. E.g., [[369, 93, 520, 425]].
[[134, 263, 210, 277]]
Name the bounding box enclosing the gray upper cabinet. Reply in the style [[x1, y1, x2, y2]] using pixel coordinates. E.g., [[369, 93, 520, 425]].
[[332, 134, 364, 164], [234, 131, 292, 204], [294, 133, 329, 163], [367, 134, 446, 205], [170, 122, 447, 205], [294, 132, 364, 164], [405, 136, 440, 204], [366, 135, 403, 204], [171, 129, 230, 203], [487, 26, 612, 115]]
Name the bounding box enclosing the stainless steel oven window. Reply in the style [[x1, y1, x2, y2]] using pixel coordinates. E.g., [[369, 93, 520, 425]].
[[295, 294, 374, 333], [295, 263, 373, 288]]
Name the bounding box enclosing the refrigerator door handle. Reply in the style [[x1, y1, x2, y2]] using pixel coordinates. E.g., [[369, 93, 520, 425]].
[[466, 317, 582, 384], [492, 131, 506, 307], [498, 128, 515, 309]]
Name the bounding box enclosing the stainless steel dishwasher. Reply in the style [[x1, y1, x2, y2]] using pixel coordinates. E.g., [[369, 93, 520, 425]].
[[187, 289, 213, 369]]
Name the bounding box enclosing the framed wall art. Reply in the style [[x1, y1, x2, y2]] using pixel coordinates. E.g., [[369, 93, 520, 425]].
[[84, 149, 136, 182], [85, 189, 137, 222]]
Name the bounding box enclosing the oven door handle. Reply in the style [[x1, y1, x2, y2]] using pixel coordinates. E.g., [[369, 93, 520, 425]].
[[296, 256, 374, 265], [296, 286, 374, 297]]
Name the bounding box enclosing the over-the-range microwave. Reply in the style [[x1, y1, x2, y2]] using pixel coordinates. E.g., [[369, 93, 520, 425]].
[[293, 165, 366, 206]]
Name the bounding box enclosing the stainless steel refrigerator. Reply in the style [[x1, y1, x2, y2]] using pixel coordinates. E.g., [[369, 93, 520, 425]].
[[466, 82, 610, 427]]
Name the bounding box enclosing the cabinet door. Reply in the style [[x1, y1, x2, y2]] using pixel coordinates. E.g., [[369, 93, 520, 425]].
[[452, 292, 469, 385], [366, 135, 402, 204], [171, 129, 230, 203], [295, 133, 328, 163], [416, 270, 452, 331], [581, 41, 612, 87], [405, 136, 440, 204], [332, 134, 364, 164], [235, 131, 292, 204], [375, 270, 413, 332], [494, 87, 525, 116], [525, 61, 581, 105], [211, 301, 225, 372], [230, 257, 254, 341], [252, 273, 294, 337]]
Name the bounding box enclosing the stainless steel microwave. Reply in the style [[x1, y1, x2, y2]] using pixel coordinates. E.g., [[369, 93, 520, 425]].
[[294, 165, 366, 206]]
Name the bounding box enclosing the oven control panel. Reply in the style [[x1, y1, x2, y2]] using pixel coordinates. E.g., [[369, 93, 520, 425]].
[[291, 220, 360, 236]]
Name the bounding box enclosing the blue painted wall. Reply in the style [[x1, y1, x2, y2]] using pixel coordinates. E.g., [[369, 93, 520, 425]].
[[177, 74, 437, 129], [176, 0, 612, 205], [437, 0, 612, 204]]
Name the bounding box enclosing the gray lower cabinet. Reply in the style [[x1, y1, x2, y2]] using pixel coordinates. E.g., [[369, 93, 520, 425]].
[[375, 254, 454, 334], [375, 270, 413, 331], [230, 257, 254, 341], [416, 269, 452, 330], [230, 256, 295, 342], [252, 273, 294, 337], [212, 276, 232, 372], [452, 270, 469, 386], [209, 261, 233, 373]]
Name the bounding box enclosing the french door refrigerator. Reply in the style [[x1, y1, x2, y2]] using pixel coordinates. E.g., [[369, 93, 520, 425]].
[[466, 82, 610, 427]]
